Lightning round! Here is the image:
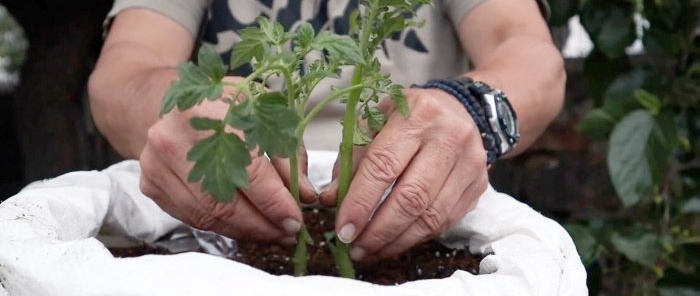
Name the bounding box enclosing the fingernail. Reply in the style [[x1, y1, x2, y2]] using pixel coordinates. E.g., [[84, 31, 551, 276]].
[[282, 218, 301, 234], [350, 246, 366, 261], [280, 236, 297, 245], [338, 224, 356, 243]]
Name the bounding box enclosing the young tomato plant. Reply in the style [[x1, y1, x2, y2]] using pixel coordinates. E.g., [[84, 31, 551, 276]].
[[160, 0, 429, 278]]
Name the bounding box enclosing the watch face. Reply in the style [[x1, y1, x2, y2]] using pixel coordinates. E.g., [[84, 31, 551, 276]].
[[496, 99, 517, 137]]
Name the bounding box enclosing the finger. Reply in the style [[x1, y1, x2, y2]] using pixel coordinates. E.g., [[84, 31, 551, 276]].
[[347, 142, 456, 260], [377, 167, 487, 259], [335, 115, 421, 244], [142, 138, 289, 241], [239, 156, 304, 235], [270, 143, 319, 204]]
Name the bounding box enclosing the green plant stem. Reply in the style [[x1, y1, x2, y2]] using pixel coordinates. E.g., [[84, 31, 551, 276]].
[[333, 0, 379, 279], [297, 84, 364, 133]]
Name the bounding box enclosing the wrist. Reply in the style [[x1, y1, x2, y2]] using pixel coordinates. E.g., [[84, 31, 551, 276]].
[[411, 77, 520, 165]]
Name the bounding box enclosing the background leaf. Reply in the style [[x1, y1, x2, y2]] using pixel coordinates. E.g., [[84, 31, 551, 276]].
[[608, 110, 655, 207], [564, 224, 599, 267], [611, 232, 662, 268], [575, 108, 618, 140]]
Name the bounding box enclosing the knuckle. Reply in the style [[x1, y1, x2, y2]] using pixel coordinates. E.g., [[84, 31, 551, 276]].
[[192, 212, 218, 231], [146, 126, 178, 159], [364, 150, 401, 183], [408, 97, 441, 124], [364, 228, 396, 250], [418, 206, 447, 235], [255, 186, 291, 218], [201, 195, 237, 221], [393, 181, 431, 218], [246, 157, 266, 185], [347, 196, 377, 218]]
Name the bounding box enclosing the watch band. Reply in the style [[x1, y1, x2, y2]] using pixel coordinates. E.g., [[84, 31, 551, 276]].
[[411, 78, 502, 165]]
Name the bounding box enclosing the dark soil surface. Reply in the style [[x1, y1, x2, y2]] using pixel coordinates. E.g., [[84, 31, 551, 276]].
[[110, 208, 484, 285]]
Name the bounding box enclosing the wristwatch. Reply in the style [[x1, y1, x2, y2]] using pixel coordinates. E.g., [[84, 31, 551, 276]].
[[465, 80, 520, 157], [411, 77, 520, 165]]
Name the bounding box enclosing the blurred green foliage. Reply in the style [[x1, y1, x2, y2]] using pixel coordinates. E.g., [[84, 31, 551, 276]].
[[0, 4, 28, 90], [551, 0, 700, 294]]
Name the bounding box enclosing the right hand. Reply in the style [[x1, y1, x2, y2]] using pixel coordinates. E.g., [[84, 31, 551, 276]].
[[138, 92, 318, 243]]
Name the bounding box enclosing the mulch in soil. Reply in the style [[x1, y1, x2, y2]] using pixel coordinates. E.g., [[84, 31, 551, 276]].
[[110, 208, 484, 285]]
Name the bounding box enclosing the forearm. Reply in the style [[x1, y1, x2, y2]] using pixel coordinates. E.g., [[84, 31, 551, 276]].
[[465, 35, 566, 156], [88, 45, 179, 158]]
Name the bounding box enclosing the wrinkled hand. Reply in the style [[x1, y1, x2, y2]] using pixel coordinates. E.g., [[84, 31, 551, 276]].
[[320, 88, 489, 261], [139, 87, 317, 243]]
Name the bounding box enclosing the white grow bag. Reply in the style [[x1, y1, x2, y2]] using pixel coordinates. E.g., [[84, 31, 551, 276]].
[[0, 151, 587, 296]]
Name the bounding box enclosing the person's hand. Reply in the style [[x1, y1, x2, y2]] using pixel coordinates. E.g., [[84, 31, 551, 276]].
[[139, 84, 318, 244], [320, 88, 489, 261]]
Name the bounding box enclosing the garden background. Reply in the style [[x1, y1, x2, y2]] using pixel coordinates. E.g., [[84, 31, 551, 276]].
[[0, 0, 698, 294]]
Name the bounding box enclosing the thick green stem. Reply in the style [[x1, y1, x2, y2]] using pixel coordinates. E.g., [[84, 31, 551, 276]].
[[333, 0, 379, 279]]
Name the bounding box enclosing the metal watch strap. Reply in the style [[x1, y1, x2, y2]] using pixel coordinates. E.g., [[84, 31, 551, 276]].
[[411, 78, 500, 165]]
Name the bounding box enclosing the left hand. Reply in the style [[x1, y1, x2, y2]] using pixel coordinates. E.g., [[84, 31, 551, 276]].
[[320, 88, 489, 261]]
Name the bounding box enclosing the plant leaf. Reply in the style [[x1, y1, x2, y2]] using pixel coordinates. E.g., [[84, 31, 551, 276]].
[[681, 197, 700, 214], [611, 232, 662, 268], [161, 62, 224, 115], [575, 108, 617, 140], [635, 89, 662, 116], [608, 110, 655, 207], [190, 117, 222, 131], [564, 224, 599, 267], [187, 129, 251, 202], [197, 44, 226, 81], [312, 31, 364, 64], [353, 125, 372, 146], [364, 106, 386, 132], [227, 92, 300, 158], [230, 38, 264, 70], [388, 84, 409, 118], [294, 22, 315, 52]]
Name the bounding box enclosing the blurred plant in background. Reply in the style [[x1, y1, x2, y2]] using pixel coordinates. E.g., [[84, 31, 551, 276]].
[[0, 4, 28, 93], [550, 0, 700, 294]]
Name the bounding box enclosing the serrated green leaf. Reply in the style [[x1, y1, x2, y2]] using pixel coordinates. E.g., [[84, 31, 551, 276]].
[[230, 38, 264, 70], [635, 89, 662, 115], [187, 130, 251, 202], [611, 232, 662, 268], [227, 99, 256, 130], [161, 62, 224, 115], [312, 32, 364, 64], [190, 117, 222, 131], [364, 106, 386, 132], [197, 44, 227, 81], [295, 22, 315, 52], [564, 224, 599, 267], [608, 110, 655, 207], [353, 125, 372, 146], [226, 92, 300, 157], [388, 85, 409, 118], [575, 108, 617, 140]]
